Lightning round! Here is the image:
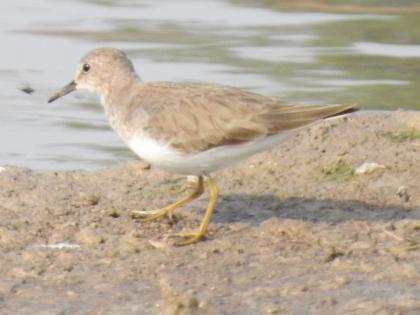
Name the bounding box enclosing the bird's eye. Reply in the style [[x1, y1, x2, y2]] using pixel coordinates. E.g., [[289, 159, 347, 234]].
[[82, 64, 91, 72]]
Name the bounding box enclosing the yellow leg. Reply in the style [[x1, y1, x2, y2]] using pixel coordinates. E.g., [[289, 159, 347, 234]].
[[130, 176, 204, 221], [174, 176, 219, 246]]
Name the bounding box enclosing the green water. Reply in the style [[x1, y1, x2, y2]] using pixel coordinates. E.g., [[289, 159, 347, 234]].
[[1, 0, 419, 169], [48, 1, 420, 109]]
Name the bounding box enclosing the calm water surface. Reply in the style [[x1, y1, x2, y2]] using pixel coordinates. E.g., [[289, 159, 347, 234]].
[[0, 0, 419, 170]]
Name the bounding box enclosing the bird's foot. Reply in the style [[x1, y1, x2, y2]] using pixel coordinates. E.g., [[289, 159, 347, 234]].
[[171, 228, 208, 246], [130, 176, 205, 224], [129, 206, 175, 222]]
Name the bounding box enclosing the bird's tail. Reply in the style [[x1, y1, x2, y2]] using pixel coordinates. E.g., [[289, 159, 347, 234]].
[[260, 103, 359, 133]]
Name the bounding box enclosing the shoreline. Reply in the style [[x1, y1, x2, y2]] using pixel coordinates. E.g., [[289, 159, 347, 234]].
[[1, 110, 419, 314]]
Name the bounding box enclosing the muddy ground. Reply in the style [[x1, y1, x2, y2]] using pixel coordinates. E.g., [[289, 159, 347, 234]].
[[0, 110, 419, 314]]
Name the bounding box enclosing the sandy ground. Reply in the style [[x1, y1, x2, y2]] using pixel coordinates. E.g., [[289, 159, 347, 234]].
[[0, 110, 419, 314]]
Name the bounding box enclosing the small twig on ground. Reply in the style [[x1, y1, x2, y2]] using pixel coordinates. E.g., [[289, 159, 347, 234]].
[[382, 228, 419, 253]]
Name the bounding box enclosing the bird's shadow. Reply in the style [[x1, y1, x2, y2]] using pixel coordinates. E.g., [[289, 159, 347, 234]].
[[202, 194, 420, 225]]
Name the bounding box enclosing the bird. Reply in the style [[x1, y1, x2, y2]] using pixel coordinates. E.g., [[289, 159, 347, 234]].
[[48, 47, 358, 245]]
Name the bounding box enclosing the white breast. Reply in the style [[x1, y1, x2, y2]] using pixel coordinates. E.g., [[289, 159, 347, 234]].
[[128, 135, 185, 171], [128, 132, 291, 175]]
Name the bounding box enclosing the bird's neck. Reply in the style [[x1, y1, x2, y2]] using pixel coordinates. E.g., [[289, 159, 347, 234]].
[[100, 71, 140, 100], [99, 74, 142, 141]]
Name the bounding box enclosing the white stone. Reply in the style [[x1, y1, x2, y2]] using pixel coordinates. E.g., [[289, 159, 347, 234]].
[[355, 162, 386, 175], [37, 242, 81, 249]]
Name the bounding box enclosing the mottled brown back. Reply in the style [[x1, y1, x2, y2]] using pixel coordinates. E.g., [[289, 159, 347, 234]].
[[123, 82, 357, 153]]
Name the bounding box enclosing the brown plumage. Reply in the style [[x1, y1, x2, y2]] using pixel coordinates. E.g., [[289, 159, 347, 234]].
[[121, 82, 356, 153]]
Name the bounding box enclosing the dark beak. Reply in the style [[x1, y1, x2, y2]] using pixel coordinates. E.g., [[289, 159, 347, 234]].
[[48, 80, 77, 103]]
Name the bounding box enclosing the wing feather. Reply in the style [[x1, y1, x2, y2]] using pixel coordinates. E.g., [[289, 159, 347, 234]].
[[128, 82, 357, 153]]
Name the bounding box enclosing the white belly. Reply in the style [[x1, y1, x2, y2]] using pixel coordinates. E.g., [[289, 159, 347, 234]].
[[128, 132, 290, 175]]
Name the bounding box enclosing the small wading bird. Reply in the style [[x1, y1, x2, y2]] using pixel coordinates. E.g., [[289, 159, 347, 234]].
[[49, 48, 358, 245]]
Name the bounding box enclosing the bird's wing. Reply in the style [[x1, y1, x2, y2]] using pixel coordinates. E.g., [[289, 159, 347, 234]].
[[131, 82, 357, 153]]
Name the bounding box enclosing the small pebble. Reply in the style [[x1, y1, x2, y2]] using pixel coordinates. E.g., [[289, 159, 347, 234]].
[[20, 86, 35, 94], [71, 193, 100, 207], [75, 228, 105, 246], [396, 186, 410, 203], [355, 161, 385, 175]]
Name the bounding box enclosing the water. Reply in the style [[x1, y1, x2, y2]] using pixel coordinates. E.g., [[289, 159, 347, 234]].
[[0, 0, 419, 170]]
